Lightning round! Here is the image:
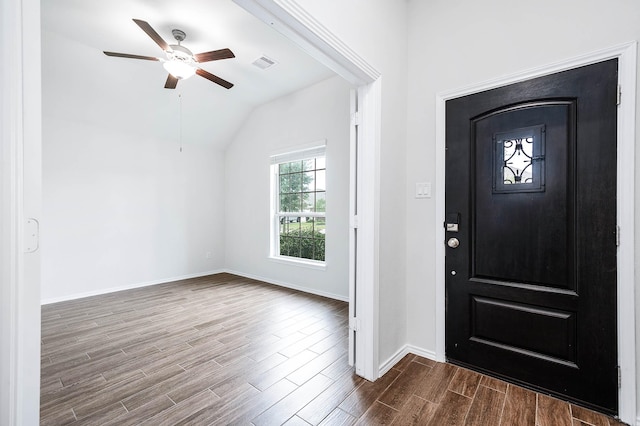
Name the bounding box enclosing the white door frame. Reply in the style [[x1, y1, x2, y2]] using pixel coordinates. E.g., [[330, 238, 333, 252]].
[[233, 0, 382, 381], [434, 42, 637, 424], [1, 0, 42, 424]]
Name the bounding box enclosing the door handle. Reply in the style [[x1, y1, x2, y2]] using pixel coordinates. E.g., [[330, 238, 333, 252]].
[[447, 238, 460, 248]]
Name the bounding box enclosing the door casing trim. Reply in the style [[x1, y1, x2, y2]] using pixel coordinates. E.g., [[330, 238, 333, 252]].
[[435, 41, 637, 424], [233, 0, 382, 382]]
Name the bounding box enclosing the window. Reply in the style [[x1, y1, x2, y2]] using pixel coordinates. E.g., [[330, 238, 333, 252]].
[[270, 144, 326, 264], [493, 125, 546, 194]]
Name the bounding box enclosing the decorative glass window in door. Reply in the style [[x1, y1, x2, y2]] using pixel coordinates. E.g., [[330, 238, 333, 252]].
[[493, 125, 545, 193]]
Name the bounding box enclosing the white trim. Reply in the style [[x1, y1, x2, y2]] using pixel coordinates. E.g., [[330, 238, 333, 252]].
[[41, 267, 349, 307], [357, 79, 382, 381], [2, 0, 42, 424], [269, 140, 326, 163], [348, 88, 357, 367], [233, 0, 379, 86], [224, 269, 349, 302], [275, 212, 326, 218], [40, 270, 227, 305], [378, 344, 438, 377], [615, 42, 637, 426], [1, 0, 22, 420], [235, 0, 381, 382], [435, 42, 637, 424], [379, 346, 411, 377], [268, 255, 326, 270]]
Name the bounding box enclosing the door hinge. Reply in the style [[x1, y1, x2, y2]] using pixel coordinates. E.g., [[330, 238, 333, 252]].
[[616, 225, 620, 247], [617, 85, 622, 106], [351, 112, 361, 126], [618, 366, 622, 388], [349, 317, 360, 332]]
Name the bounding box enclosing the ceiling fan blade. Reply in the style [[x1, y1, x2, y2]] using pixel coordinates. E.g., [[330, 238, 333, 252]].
[[132, 19, 171, 52], [194, 48, 235, 63], [196, 68, 234, 89], [164, 74, 179, 89], [103, 51, 159, 61]]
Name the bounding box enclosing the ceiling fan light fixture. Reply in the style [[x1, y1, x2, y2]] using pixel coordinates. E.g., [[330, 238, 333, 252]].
[[163, 44, 196, 80], [163, 59, 196, 80]]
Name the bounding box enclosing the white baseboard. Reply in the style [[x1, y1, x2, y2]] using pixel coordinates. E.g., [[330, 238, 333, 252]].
[[41, 268, 349, 305], [223, 269, 349, 302], [40, 269, 226, 305], [406, 345, 438, 362], [378, 344, 438, 377]]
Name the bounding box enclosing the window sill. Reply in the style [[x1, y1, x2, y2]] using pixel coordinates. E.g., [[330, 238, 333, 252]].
[[268, 256, 326, 271]]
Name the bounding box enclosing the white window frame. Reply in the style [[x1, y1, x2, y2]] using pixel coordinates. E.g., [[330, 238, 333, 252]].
[[270, 142, 327, 267]]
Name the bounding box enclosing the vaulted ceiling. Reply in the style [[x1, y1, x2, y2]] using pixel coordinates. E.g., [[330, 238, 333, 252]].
[[41, 0, 335, 149]]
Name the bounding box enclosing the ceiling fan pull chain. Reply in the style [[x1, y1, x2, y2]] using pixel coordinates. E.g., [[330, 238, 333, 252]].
[[179, 93, 183, 153]]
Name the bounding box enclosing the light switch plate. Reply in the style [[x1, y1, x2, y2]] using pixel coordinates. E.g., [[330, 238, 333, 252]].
[[415, 182, 431, 199]]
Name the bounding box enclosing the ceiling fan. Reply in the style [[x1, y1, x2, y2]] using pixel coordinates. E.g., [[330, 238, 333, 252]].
[[103, 19, 235, 90]]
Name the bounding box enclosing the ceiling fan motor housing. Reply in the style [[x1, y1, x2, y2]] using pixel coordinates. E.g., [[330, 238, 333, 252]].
[[167, 44, 195, 62]]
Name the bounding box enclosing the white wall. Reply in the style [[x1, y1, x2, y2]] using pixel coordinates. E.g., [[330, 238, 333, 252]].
[[224, 76, 351, 300], [41, 24, 230, 303], [41, 117, 226, 302], [294, 0, 410, 366], [404, 0, 640, 418]]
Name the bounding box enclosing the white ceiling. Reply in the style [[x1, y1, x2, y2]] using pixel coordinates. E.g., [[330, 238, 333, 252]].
[[41, 0, 336, 149]]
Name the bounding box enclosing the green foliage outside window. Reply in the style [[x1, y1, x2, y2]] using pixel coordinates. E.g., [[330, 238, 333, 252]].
[[280, 229, 325, 261]]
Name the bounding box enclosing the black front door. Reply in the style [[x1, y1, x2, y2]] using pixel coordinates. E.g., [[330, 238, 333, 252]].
[[445, 59, 618, 414]]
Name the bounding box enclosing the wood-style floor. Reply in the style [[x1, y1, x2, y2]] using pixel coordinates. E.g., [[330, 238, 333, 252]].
[[40, 273, 625, 425]]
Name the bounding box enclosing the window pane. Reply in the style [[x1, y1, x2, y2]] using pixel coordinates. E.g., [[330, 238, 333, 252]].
[[302, 192, 314, 212], [315, 217, 326, 233], [280, 235, 300, 257], [289, 160, 303, 173], [303, 159, 315, 171], [303, 171, 315, 192], [303, 217, 314, 231], [282, 172, 302, 193], [300, 237, 314, 260], [280, 217, 301, 235], [316, 157, 326, 169], [314, 239, 325, 261], [279, 235, 290, 255], [280, 173, 296, 194], [315, 192, 326, 212], [279, 175, 291, 194], [280, 193, 301, 212], [279, 162, 290, 174], [316, 170, 326, 191], [279, 219, 291, 236]]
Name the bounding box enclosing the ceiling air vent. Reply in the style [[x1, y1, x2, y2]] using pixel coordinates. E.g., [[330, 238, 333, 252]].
[[252, 55, 277, 70]]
